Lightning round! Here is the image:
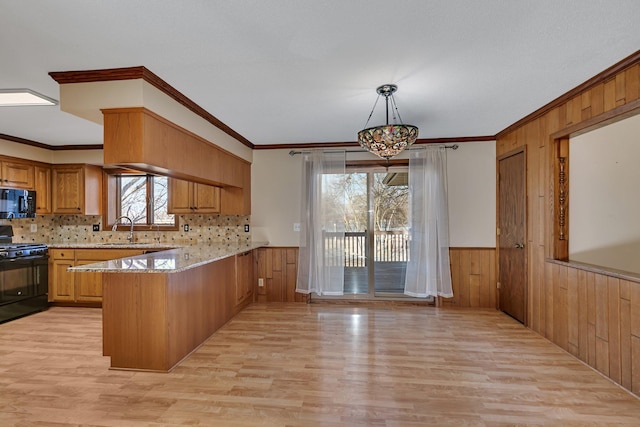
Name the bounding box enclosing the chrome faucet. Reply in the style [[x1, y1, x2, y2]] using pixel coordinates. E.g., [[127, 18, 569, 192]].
[[112, 215, 134, 243]]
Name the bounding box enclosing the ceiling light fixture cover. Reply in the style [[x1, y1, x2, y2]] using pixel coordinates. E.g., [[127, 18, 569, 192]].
[[0, 89, 58, 106], [357, 84, 418, 160]]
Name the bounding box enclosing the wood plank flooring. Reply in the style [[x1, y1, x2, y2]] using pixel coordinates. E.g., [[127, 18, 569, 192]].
[[1, 304, 640, 426]]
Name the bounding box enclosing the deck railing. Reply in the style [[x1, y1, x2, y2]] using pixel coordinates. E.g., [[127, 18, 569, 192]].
[[323, 231, 409, 267]]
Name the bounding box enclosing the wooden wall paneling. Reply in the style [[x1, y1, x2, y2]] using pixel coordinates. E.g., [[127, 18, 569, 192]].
[[447, 249, 460, 306], [581, 91, 592, 122], [567, 267, 579, 356], [529, 245, 540, 333], [603, 78, 617, 111], [620, 296, 632, 391], [478, 250, 491, 308], [594, 274, 610, 376], [553, 264, 568, 351], [586, 271, 597, 367], [615, 72, 626, 106], [285, 248, 297, 302], [607, 277, 621, 384], [633, 336, 640, 395], [255, 248, 267, 302], [594, 274, 609, 341], [488, 249, 497, 309], [590, 82, 605, 117], [544, 262, 554, 340], [626, 64, 639, 102], [458, 249, 471, 307], [577, 269, 589, 362], [631, 283, 640, 338]]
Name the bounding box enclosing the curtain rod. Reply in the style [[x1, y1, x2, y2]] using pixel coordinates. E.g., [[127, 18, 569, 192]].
[[288, 144, 458, 156]]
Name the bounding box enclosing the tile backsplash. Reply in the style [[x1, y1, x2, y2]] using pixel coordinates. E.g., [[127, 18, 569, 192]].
[[0, 214, 251, 245]]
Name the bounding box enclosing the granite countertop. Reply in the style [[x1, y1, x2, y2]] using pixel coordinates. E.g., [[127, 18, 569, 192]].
[[67, 241, 268, 274]]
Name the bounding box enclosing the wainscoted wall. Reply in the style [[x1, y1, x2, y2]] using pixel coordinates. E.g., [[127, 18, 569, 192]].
[[253, 247, 496, 307], [443, 248, 497, 309], [254, 247, 308, 303], [0, 214, 251, 245], [496, 54, 640, 396], [545, 261, 640, 396]]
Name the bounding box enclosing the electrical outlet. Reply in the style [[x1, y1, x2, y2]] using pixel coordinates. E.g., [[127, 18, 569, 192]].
[[92, 224, 100, 232], [30, 224, 37, 232], [244, 224, 250, 232], [183, 224, 189, 232], [293, 223, 301, 232], [258, 278, 264, 287]]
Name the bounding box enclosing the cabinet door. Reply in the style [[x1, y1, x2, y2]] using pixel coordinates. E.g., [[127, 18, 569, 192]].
[[52, 167, 83, 213], [1, 160, 34, 189], [167, 178, 193, 213], [34, 165, 52, 214], [235, 251, 253, 304], [74, 261, 103, 302], [51, 260, 75, 302], [194, 183, 220, 213]]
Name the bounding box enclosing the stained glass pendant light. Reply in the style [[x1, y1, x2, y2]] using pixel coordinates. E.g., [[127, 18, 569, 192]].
[[357, 84, 418, 160]]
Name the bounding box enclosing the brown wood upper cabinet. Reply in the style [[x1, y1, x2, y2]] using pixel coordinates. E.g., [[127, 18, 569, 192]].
[[52, 164, 102, 215], [167, 178, 221, 214], [34, 165, 52, 214], [0, 159, 34, 189]]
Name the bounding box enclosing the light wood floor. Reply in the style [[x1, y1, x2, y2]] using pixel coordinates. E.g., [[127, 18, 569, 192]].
[[1, 304, 640, 426]]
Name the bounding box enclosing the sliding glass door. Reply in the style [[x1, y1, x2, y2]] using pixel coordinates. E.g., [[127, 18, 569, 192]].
[[340, 167, 409, 297]]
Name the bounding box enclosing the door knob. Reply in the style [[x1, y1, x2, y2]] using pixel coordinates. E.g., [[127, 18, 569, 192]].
[[514, 243, 525, 249]]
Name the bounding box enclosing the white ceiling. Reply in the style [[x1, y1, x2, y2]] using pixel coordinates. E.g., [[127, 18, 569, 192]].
[[1, 0, 639, 148]]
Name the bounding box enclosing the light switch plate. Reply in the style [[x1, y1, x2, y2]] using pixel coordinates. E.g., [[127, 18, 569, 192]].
[[30, 224, 37, 232]]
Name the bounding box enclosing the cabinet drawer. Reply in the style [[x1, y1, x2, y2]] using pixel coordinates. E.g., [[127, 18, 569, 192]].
[[50, 249, 74, 260]]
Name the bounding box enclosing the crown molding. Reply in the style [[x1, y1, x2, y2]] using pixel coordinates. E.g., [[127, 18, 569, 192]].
[[497, 49, 640, 139], [0, 133, 102, 151]]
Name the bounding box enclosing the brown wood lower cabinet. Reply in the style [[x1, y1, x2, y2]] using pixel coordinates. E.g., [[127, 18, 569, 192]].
[[235, 251, 253, 306], [102, 253, 252, 372], [49, 249, 147, 304]]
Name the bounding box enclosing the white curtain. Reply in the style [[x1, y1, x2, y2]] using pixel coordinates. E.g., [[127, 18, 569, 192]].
[[296, 150, 346, 296], [404, 147, 453, 298]]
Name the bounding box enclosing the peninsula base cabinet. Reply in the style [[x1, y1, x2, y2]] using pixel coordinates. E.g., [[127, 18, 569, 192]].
[[235, 251, 253, 307], [49, 249, 146, 304], [102, 251, 254, 372]]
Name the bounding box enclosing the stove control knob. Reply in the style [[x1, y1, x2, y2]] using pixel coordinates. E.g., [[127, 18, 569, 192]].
[[15, 251, 23, 257], [0, 252, 7, 258]]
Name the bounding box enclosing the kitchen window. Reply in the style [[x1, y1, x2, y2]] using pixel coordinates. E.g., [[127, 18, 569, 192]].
[[112, 174, 176, 229]]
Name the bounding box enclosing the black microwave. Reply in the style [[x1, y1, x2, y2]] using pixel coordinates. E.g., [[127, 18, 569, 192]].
[[0, 188, 36, 219]]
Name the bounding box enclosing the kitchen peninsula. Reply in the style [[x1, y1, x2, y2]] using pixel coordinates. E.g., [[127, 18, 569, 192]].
[[71, 241, 267, 372]]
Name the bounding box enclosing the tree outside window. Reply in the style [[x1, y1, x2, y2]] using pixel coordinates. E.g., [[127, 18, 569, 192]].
[[117, 175, 174, 226]]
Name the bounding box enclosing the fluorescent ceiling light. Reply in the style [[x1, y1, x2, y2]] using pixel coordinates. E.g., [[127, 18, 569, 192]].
[[0, 89, 58, 106]]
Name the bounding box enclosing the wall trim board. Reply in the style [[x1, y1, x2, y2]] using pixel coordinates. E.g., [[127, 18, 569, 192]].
[[0, 133, 102, 151]]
